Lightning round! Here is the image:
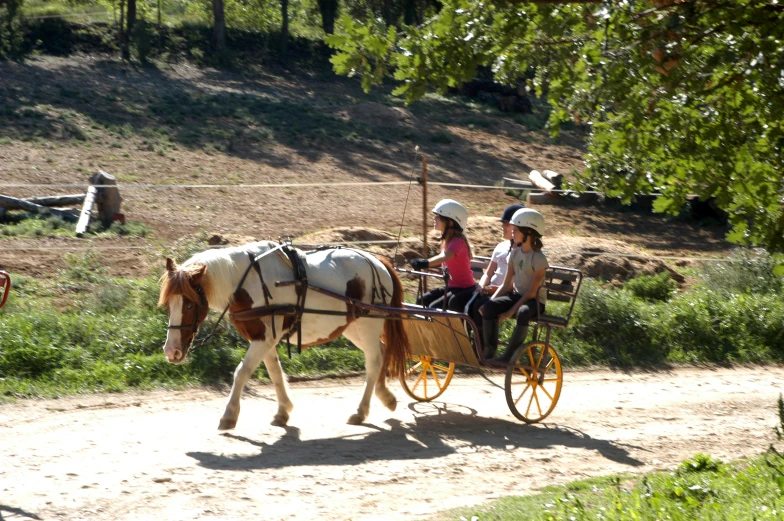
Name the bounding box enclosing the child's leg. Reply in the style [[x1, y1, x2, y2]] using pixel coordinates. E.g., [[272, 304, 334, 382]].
[[417, 286, 446, 307], [496, 299, 539, 362], [478, 294, 521, 359], [445, 286, 477, 313]]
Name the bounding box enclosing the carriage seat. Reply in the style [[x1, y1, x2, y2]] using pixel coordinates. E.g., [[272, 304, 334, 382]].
[[471, 257, 582, 329]]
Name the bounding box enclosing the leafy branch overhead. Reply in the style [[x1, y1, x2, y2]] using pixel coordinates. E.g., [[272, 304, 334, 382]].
[[327, 0, 784, 256]]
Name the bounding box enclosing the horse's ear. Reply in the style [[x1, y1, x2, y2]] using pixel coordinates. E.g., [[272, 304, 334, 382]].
[[166, 258, 177, 272], [191, 264, 207, 284]]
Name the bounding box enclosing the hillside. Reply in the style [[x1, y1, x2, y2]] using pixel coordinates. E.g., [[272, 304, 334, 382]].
[[0, 55, 731, 280]]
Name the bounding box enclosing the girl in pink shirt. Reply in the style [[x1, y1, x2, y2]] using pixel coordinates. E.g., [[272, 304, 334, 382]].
[[409, 199, 476, 312]]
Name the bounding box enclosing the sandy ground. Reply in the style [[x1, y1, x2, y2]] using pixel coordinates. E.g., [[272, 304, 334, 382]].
[[2, 366, 783, 521]]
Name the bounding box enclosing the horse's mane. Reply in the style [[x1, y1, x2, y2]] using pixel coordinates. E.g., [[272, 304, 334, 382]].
[[160, 242, 277, 309], [158, 263, 208, 308]]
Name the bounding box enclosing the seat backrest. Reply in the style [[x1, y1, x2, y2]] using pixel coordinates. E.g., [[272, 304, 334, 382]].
[[470, 255, 492, 281], [537, 266, 583, 328]]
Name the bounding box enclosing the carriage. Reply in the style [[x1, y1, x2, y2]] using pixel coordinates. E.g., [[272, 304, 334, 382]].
[[0, 270, 10, 310], [397, 260, 582, 423], [160, 241, 583, 428]]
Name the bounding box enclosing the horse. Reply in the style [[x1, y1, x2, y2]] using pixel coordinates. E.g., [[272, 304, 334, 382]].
[[158, 241, 411, 429]]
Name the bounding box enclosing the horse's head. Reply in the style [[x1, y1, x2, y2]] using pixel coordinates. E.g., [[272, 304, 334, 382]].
[[159, 258, 210, 364]]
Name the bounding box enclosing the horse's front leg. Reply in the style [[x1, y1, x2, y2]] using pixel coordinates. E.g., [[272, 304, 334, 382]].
[[263, 347, 294, 426], [219, 338, 275, 430]]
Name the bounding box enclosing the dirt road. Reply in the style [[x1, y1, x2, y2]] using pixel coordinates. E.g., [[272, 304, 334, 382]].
[[2, 367, 782, 521]]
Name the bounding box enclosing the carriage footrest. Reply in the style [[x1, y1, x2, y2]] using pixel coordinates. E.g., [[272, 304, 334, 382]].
[[537, 314, 568, 327]]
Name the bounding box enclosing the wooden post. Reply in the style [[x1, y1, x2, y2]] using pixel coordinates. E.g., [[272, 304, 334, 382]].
[[91, 170, 123, 225], [528, 170, 556, 193], [75, 185, 99, 237], [25, 194, 86, 207], [0, 195, 78, 222], [421, 156, 428, 293]]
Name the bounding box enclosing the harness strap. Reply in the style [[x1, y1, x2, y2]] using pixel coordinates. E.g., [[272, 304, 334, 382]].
[[281, 245, 308, 355], [191, 242, 287, 348], [248, 251, 274, 307], [230, 304, 299, 321]]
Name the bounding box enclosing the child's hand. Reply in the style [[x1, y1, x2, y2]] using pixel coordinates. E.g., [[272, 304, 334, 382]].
[[483, 284, 499, 295], [498, 309, 515, 321], [409, 258, 429, 270]]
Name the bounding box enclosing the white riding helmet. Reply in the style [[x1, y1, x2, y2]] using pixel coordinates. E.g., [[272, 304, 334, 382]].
[[510, 208, 545, 236], [432, 199, 468, 230]]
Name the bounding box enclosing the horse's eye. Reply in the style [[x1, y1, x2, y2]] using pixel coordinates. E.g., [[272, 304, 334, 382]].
[[186, 303, 194, 310]]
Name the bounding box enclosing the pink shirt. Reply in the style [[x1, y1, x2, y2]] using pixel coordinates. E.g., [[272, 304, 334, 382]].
[[444, 238, 475, 288]]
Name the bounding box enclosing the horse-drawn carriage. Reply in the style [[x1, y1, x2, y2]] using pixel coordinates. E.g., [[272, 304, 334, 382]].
[[0, 270, 10, 310], [160, 241, 582, 429], [398, 261, 582, 423]]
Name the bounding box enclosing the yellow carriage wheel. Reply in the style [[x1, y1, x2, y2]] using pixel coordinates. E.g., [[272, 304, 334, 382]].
[[504, 342, 562, 423], [399, 355, 455, 402]]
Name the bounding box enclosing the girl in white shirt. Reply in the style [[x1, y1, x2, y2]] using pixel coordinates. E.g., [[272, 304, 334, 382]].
[[479, 208, 549, 363], [466, 204, 525, 352]]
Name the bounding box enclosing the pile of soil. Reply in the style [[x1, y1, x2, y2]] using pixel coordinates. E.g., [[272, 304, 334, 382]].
[[287, 221, 684, 284]]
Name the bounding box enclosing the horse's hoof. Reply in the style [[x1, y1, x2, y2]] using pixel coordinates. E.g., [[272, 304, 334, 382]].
[[218, 418, 237, 431], [271, 413, 289, 426], [347, 413, 365, 425], [380, 394, 397, 412]]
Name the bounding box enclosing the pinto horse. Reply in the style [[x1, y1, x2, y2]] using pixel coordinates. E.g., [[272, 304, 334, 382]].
[[158, 241, 411, 429]]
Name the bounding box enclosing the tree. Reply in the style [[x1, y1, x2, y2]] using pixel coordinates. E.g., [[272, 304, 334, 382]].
[[212, 0, 226, 51], [280, 0, 289, 58], [0, 0, 24, 59], [326, 0, 784, 257], [318, 0, 339, 34]]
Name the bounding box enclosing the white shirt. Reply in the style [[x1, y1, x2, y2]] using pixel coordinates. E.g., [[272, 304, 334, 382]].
[[488, 241, 512, 286]]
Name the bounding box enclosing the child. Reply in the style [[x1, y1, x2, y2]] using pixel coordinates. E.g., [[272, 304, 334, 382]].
[[409, 199, 476, 312], [466, 203, 525, 353], [479, 208, 548, 363]]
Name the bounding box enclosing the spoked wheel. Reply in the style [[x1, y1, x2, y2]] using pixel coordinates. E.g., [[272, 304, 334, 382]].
[[504, 341, 562, 423], [399, 355, 455, 401]]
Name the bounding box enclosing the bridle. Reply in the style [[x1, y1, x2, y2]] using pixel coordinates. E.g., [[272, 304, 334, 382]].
[[167, 284, 208, 345]]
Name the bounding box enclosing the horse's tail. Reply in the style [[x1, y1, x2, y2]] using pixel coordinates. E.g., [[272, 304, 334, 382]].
[[379, 257, 411, 378]]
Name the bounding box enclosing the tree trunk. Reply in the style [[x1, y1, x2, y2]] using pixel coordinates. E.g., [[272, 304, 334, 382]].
[[126, 0, 136, 59], [403, 0, 416, 25], [280, 0, 289, 59], [318, 0, 338, 35], [382, 0, 392, 26], [119, 0, 128, 60], [127, 0, 136, 35], [212, 0, 226, 51]]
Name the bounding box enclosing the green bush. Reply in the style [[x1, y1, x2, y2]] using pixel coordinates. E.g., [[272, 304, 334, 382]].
[[700, 248, 784, 295], [565, 281, 666, 366], [660, 290, 784, 363], [625, 271, 676, 302]]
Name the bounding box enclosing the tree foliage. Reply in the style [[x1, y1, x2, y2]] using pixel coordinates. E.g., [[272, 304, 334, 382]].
[[326, 0, 784, 255], [0, 0, 25, 58]]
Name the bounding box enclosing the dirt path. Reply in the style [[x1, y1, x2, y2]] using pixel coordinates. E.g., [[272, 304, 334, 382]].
[[2, 367, 782, 521]]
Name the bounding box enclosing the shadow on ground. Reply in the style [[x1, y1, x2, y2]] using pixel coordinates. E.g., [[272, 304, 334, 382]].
[[187, 402, 644, 470]]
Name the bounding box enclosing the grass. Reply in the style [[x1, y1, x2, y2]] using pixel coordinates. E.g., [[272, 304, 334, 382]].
[[0, 250, 366, 400], [0, 213, 151, 239], [2, 247, 783, 399], [439, 452, 784, 520]]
